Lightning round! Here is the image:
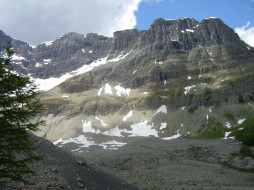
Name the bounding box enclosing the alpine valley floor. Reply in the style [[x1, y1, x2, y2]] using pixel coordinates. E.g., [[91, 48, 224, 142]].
[[69, 137, 254, 190]]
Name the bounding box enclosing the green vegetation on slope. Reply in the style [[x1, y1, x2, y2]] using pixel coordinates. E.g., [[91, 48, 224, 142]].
[[229, 117, 254, 146]]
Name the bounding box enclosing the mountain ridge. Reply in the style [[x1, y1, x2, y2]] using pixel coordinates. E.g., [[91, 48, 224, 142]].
[[1, 17, 252, 80], [1, 16, 254, 150]]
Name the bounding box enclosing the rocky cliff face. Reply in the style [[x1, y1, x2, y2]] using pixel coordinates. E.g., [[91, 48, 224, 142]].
[[1, 17, 254, 153]]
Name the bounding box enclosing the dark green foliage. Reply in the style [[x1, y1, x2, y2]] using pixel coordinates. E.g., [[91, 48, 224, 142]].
[[238, 94, 245, 103], [231, 146, 254, 159], [249, 95, 253, 101], [238, 146, 254, 158], [214, 101, 221, 109], [229, 80, 236, 87], [204, 87, 212, 97], [196, 118, 225, 139], [223, 112, 236, 123], [176, 88, 184, 97], [189, 93, 194, 100], [230, 117, 254, 146], [0, 45, 44, 184], [203, 87, 212, 103], [188, 106, 198, 114]]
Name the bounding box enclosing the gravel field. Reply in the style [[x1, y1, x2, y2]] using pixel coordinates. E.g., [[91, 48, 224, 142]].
[[1, 135, 254, 190], [81, 137, 254, 190], [0, 134, 139, 190]]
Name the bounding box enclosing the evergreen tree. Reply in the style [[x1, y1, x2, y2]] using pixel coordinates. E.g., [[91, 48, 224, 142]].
[[0, 45, 44, 184]]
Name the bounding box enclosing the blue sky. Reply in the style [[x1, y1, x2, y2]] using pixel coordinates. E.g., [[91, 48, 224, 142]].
[[0, 0, 253, 46], [135, 0, 254, 30]]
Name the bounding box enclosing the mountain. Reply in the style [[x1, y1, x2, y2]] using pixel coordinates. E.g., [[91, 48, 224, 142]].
[[2, 17, 254, 189], [1, 17, 254, 150]]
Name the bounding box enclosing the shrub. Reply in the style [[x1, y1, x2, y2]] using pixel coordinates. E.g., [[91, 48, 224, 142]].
[[188, 106, 198, 114], [238, 94, 245, 103], [196, 118, 225, 139], [230, 117, 254, 146]]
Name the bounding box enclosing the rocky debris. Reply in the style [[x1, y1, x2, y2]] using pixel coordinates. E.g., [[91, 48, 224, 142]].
[[0, 134, 139, 190], [84, 137, 254, 190]]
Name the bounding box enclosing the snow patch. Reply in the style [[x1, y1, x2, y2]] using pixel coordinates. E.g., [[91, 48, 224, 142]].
[[128, 121, 158, 137], [184, 85, 196, 95], [188, 76, 192, 80], [62, 95, 68, 98], [209, 58, 214, 62], [154, 105, 167, 116], [123, 111, 133, 121], [43, 41, 53, 46], [160, 123, 167, 130], [162, 130, 181, 140], [35, 62, 42, 67], [225, 122, 231, 128], [53, 136, 126, 150], [12, 54, 26, 61], [43, 59, 51, 64], [238, 119, 246, 124], [30, 44, 36, 49], [181, 106, 186, 111], [205, 17, 218, 19], [53, 135, 96, 147], [114, 84, 131, 96], [104, 83, 113, 95], [223, 132, 232, 139], [95, 117, 107, 126], [154, 60, 163, 64], [98, 87, 104, 96], [34, 56, 109, 91], [109, 50, 132, 62], [82, 120, 98, 133], [100, 141, 127, 150], [186, 29, 194, 33], [101, 126, 124, 137]]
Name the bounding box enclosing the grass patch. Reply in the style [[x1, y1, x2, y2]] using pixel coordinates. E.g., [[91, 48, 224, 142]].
[[190, 118, 226, 139], [204, 87, 212, 103], [231, 146, 254, 159], [188, 106, 198, 114], [176, 88, 184, 97], [142, 112, 147, 116], [189, 93, 194, 100], [43, 98, 71, 105], [223, 112, 236, 123], [229, 117, 254, 146], [137, 96, 145, 104]]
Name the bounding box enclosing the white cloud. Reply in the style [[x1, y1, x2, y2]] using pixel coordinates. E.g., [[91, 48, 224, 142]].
[[0, 0, 143, 45], [235, 21, 254, 47]]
